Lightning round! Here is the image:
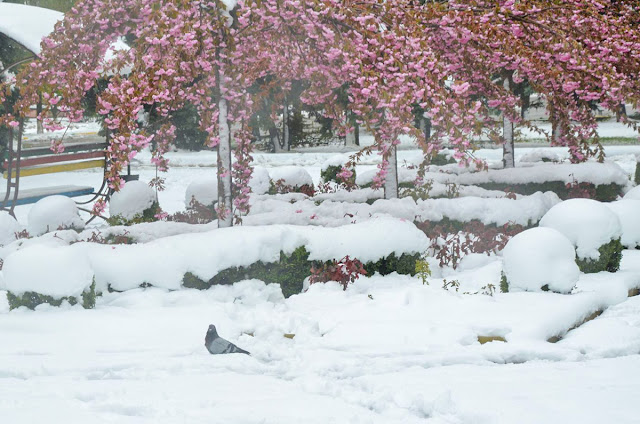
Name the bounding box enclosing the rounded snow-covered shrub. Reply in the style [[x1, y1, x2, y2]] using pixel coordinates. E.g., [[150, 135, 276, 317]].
[[269, 166, 314, 195], [249, 166, 271, 195], [4, 244, 95, 310], [606, 200, 640, 249], [185, 178, 217, 208], [0, 211, 21, 245], [502, 227, 580, 293], [27, 195, 84, 236], [320, 155, 356, 185], [539, 199, 622, 273], [109, 180, 159, 225], [624, 185, 640, 200]]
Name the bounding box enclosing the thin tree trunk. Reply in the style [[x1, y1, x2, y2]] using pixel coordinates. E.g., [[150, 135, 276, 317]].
[[36, 94, 43, 134], [345, 109, 357, 147], [502, 79, 515, 169], [218, 77, 233, 228], [271, 126, 283, 153], [419, 116, 431, 141], [354, 121, 360, 146], [283, 97, 290, 151], [384, 144, 399, 199]]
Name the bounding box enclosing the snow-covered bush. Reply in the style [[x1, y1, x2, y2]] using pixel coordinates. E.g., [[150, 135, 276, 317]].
[[249, 166, 270, 195], [27, 195, 85, 236], [185, 178, 217, 208], [624, 185, 640, 200], [539, 199, 623, 273], [605, 200, 640, 249], [0, 211, 21, 246], [3, 244, 95, 310], [502, 227, 580, 293], [320, 155, 356, 185], [269, 166, 314, 195], [109, 180, 159, 225]]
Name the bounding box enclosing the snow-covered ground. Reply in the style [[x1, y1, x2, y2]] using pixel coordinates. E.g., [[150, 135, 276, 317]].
[[1, 141, 640, 423]]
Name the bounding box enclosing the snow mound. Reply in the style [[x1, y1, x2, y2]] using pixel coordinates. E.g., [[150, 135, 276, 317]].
[[321, 154, 349, 171], [185, 179, 217, 207], [356, 167, 417, 186], [518, 150, 562, 164], [605, 200, 640, 248], [27, 196, 84, 236], [0, 211, 21, 246], [270, 167, 313, 187], [624, 185, 640, 200], [503, 227, 580, 293], [249, 166, 270, 195], [110, 181, 156, 219], [4, 244, 93, 298], [539, 199, 622, 260]]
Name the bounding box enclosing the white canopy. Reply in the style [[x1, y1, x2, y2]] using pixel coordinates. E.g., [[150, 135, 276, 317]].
[[0, 3, 63, 55]]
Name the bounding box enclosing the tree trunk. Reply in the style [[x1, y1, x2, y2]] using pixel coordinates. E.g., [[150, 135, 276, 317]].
[[218, 78, 233, 228], [345, 110, 358, 147], [384, 144, 399, 199], [282, 97, 290, 151], [419, 116, 431, 141], [270, 126, 283, 153], [36, 94, 43, 134], [502, 79, 515, 169], [354, 122, 360, 146]]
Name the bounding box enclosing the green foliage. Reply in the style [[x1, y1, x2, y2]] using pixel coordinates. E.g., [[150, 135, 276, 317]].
[[171, 103, 208, 151], [363, 252, 420, 277], [107, 202, 161, 226], [430, 153, 456, 166], [500, 273, 509, 293], [7, 280, 96, 310], [477, 181, 623, 202], [575, 238, 623, 273], [321, 165, 356, 185], [183, 247, 311, 298], [183, 248, 420, 298], [415, 257, 432, 285]]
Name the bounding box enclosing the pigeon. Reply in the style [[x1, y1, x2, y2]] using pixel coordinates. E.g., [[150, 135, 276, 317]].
[[204, 324, 250, 355]]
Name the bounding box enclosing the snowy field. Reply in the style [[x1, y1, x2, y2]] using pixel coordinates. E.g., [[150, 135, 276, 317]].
[[1, 141, 640, 423]]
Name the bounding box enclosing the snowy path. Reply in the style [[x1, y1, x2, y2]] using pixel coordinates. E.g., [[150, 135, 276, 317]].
[[2, 270, 640, 423]]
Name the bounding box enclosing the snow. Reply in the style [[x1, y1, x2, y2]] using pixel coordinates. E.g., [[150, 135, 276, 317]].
[[321, 154, 349, 171], [185, 178, 217, 207], [269, 166, 313, 187], [624, 185, 640, 200], [539, 199, 622, 260], [502, 227, 580, 293], [605, 199, 640, 248], [249, 166, 271, 195], [27, 195, 84, 236], [0, 211, 21, 246], [109, 180, 156, 220], [3, 243, 93, 298], [0, 3, 62, 54]]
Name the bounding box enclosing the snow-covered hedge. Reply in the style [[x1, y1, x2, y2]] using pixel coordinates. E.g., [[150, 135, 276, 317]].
[[27, 196, 84, 236], [539, 199, 623, 273], [269, 167, 313, 190], [3, 218, 427, 306], [606, 200, 640, 249], [185, 178, 217, 208], [320, 155, 356, 185], [502, 227, 580, 294], [109, 181, 159, 225], [0, 211, 21, 246], [249, 166, 271, 195]]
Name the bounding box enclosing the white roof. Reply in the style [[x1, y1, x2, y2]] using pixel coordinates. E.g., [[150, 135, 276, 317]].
[[0, 3, 63, 55]]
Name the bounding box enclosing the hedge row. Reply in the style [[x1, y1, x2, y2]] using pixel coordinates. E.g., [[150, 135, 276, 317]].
[[476, 182, 623, 202], [183, 246, 419, 298], [7, 281, 96, 311]]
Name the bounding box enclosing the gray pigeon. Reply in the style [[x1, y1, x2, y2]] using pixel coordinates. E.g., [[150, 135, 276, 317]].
[[204, 324, 250, 355]]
